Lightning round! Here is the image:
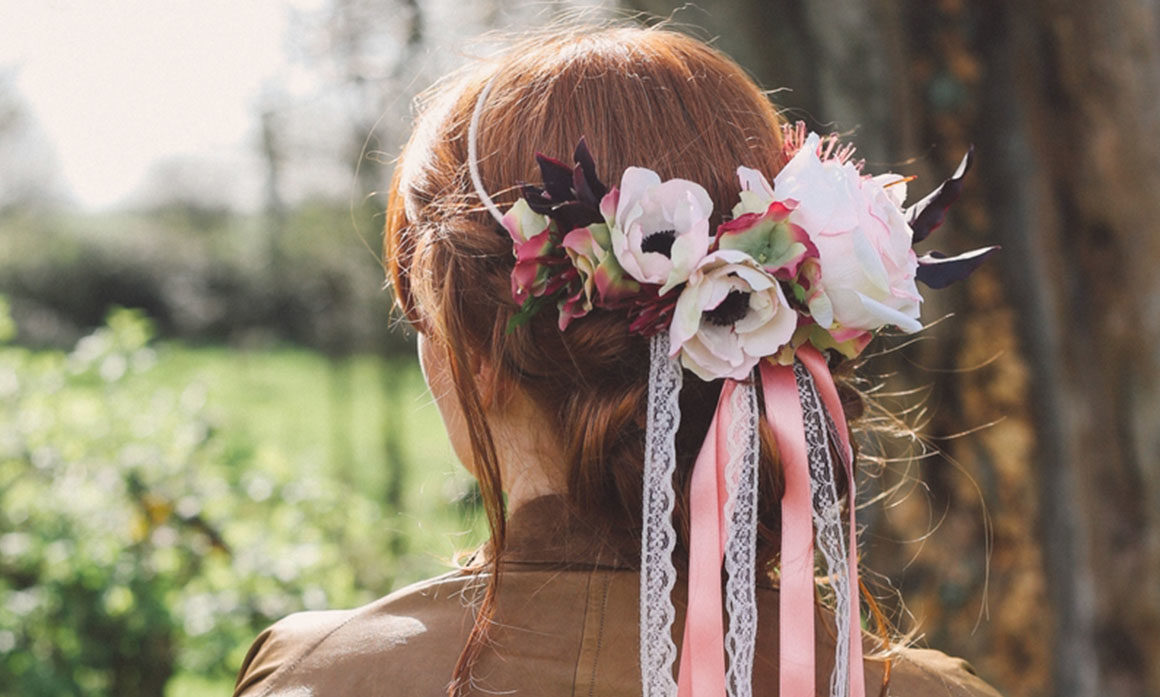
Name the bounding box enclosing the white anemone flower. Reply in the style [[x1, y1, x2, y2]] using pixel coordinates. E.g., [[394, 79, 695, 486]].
[[669, 250, 797, 381], [606, 167, 713, 294]]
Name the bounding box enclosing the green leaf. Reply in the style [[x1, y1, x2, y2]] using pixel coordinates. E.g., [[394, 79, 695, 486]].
[[505, 295, 550, 334]]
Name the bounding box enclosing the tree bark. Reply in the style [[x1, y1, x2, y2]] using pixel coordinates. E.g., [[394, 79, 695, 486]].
[[987, 2, 1160, 694]]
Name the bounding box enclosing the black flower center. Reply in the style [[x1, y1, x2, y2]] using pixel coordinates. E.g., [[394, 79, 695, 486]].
[[704, 290, 751, 326], [641, 229, 676, 257]]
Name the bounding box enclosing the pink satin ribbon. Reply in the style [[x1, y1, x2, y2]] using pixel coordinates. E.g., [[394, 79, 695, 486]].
[[677, 380, 736, 697], [675, 348, 865, 697], [760, 360, 816, 697]]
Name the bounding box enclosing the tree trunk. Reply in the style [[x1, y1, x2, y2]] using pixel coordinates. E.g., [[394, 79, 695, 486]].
[[979, 2, 1160, 695]]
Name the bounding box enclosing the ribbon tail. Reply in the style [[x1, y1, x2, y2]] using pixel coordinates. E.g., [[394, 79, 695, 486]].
[[678, 380, 735, 697], [798, 347, 866, 697], [673, 349, 862, 697], [678, 376, 761, 697], [759, 361, 816, 697], [723, 380, 760, 697], [641, 333, 682, 697]]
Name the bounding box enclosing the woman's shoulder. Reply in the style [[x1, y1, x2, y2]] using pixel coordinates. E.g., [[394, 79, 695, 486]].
[[880, 644, 1004, 697], [232, 569, 477, 697], [231, 565, 1004, 697], [751, 583, 1002, 697]]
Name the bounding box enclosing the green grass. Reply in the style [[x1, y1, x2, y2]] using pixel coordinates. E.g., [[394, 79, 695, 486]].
[[166, 673, 233, 697], [145, 343, 487, 579]]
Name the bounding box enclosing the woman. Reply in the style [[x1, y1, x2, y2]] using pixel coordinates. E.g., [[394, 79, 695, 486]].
[[234, 25, 1002, 697]]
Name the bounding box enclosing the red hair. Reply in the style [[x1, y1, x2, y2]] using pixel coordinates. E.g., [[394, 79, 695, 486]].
[[383, 25, 859, 695]]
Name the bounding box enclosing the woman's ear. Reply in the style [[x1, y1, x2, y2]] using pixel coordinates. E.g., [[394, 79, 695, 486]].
[[473, 353, 510, 412]]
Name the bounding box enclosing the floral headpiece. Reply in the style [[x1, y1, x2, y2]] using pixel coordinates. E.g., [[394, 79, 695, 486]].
[[502, 123, 995, 376], [469, 78, 996, 697]]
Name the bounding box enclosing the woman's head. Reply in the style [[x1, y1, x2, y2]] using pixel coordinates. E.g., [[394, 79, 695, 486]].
[[386, 24, 796, 539], [385, 25, 869, 695]]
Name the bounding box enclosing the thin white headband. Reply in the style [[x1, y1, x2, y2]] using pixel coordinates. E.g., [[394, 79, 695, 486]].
[[467, 76, 505, 226]]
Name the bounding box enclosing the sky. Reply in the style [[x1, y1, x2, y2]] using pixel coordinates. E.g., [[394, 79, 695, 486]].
[[0, 0, 327, 211]]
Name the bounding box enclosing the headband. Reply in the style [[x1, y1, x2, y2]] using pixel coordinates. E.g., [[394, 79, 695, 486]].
[[469, 82, 996, 697]]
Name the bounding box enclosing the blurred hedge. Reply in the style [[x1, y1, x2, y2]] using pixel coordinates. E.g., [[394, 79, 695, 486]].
[[0, 202, 410, 355], [0, 304, 418, 696]]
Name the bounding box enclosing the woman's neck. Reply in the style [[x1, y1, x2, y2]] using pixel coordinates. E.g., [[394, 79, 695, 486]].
[[488, 389, 569, 512]]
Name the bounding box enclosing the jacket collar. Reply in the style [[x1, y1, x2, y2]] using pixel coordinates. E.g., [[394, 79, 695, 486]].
[[499, 494, 640, 570]]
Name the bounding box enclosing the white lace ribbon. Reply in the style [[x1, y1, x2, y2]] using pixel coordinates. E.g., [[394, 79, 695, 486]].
[[794, 362, 853, 697], [641, 333, 682, 697], [723, 379, 760, 697]]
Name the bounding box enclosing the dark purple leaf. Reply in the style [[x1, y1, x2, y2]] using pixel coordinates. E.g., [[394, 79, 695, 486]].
[[522, 184, 555, 214], [572, 166, 596, 208], [907, 146, 974, 244], [550, 201, 603, 232], [535, 153, 574, 202], [572, 137, 608, 206], [915, 245, 999, 289]]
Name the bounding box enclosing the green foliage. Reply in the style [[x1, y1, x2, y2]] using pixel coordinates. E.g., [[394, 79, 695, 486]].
[[0, 298, 13, 343], [0, 304, 482, 696]]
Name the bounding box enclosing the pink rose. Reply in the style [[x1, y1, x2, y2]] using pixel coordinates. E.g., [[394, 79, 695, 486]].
[[501, 199, 555, 303], [562, 223, 640, 307], [772, 133, 922, 334]]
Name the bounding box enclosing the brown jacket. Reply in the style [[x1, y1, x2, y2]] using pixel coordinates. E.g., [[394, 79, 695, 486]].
[[234, 496, 1003, 697]]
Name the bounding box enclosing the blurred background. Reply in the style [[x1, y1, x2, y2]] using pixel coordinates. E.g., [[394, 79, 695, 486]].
[[1, 1, 1157, 696]]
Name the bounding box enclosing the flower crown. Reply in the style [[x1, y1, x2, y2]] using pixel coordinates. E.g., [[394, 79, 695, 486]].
[[500, 122, 997, 380]]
